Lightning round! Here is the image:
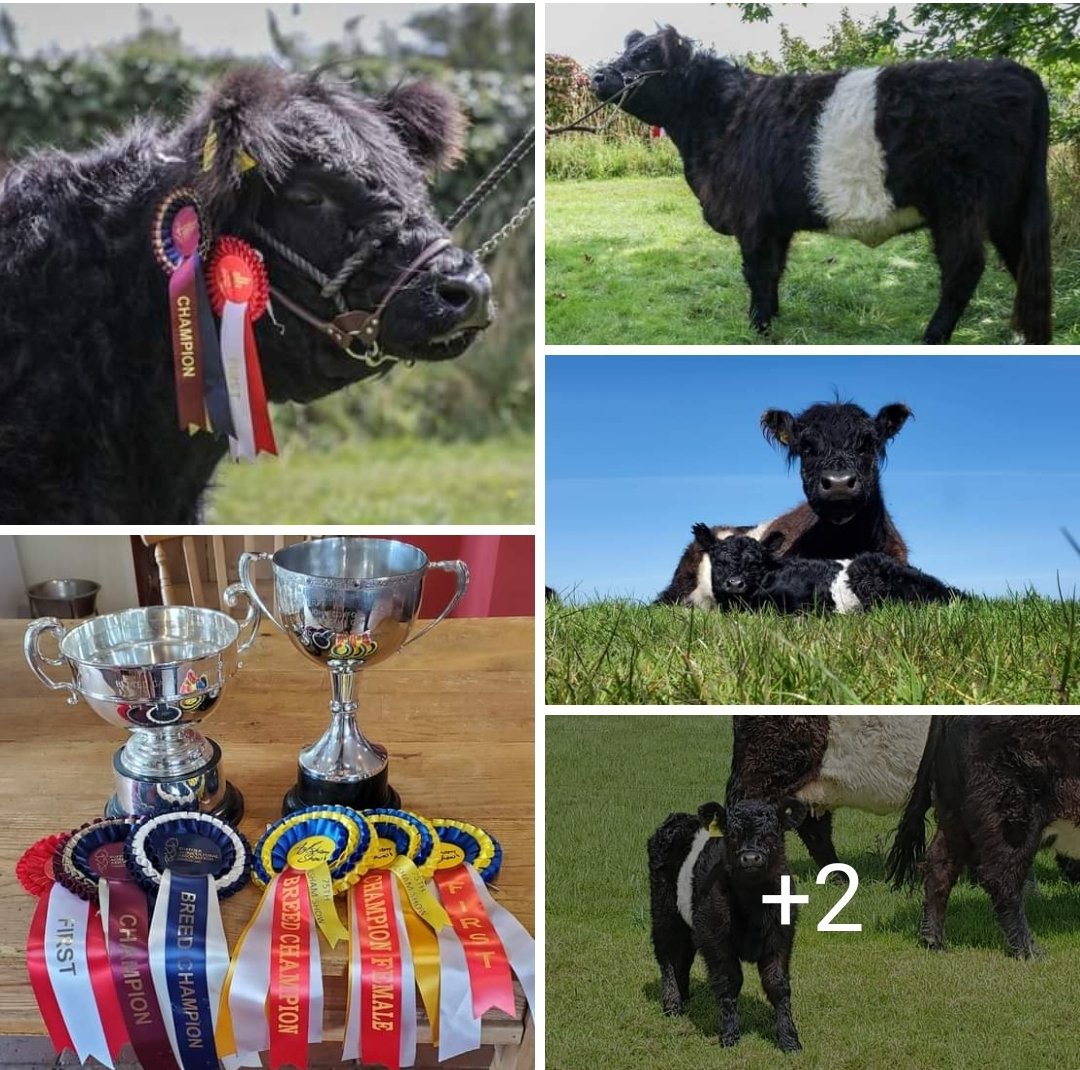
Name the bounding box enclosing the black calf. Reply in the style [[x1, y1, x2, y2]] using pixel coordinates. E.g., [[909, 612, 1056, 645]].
[[648, 799, 806, 1052], [693, 528, 964, 613]]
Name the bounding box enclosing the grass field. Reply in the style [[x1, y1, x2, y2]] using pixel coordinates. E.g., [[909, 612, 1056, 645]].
[[545, 177, 1080, 345], [546, 716, 1080, 1070], [204, 433, 533, 523], [545, 596, 1079, 704]]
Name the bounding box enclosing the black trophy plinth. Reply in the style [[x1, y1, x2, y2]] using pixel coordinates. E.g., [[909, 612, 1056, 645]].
[[281, 763, 401, 816]]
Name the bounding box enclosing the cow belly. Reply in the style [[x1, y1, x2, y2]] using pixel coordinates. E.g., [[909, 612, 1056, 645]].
[[809, 67, 925, 248], [795, 715, 930, 814], [1046, 819, 1080, 859], [676, 828, 711, 927]]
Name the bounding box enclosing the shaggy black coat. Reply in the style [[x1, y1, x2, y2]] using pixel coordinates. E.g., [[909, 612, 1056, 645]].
[[594, 26, 1051, 343], [648, 800, 805, 1052], [694, 529, 963, 613], [887, 716, 1080, 958], [657, 400, 910, 605], [0, 67, 484, 522]]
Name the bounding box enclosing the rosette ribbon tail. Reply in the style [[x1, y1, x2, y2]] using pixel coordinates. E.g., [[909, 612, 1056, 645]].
[[168, 251, 210, 434], [87, 899, 132, 1065], [433, 868, 515, 1018], [464, 866, 534, 1014], [193, 251, 234, 438], [220, 300, 258, 461], [33, 884, 115, 1066], [268, 871, 313, 1070], [149, 871, 226, 1070]]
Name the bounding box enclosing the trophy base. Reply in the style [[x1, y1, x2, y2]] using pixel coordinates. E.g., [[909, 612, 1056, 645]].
[[105, 780, 245, 825], [282, 762, 401, 816]]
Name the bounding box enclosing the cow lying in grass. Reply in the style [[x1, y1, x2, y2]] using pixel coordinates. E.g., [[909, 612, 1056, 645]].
[[887, 716, 1080, 958], [692, 527, 964, 613], [648, 799, 806, 1052], [658, 400, 912, 606]]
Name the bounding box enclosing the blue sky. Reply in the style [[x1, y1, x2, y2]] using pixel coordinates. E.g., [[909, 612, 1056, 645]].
[[546, 356, 1080, 600]]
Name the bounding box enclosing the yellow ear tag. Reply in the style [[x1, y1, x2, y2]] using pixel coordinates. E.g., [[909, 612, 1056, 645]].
[[201, 122, 218, 173], [235, 149, 258, 173], [708, 818, 723, 838], [778, 431, 791, 445]]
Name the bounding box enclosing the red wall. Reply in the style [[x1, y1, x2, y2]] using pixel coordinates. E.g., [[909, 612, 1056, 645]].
[[369, 535, 534, 618]]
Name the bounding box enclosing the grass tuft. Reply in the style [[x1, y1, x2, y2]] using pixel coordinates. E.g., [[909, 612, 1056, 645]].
[[546, 595, 1080, 704]]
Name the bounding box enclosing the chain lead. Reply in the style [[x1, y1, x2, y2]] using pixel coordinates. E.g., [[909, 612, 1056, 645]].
[[474, 197, 535, 262]]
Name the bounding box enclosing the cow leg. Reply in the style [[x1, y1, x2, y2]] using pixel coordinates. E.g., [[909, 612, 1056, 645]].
[[794, 810, 842, 873], [989, 221, 1021, 281], [701, 944, 744, 1046], [919, 825, 968, 950], [758, 955, 801, 1052], [655, 922, 695, 1015], [739, 228, 793, 334], [923, 220, 986, 344], [979, 828, 1045, 959]]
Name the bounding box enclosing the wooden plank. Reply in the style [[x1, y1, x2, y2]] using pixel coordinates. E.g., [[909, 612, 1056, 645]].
[[0, 618, 534, 1048]]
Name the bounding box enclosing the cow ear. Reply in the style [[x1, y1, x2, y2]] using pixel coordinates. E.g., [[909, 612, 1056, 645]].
[[697, 802, 726, 836], [762, 530, 786, 554], [624, 30, 646, 50], [780, 798, 808, 830], [875, 403, 913, 442], [378, 81, 467, 174], [761, 409, 796, 449], [692, 523, 716, 551], [659, 25, 692, 66]]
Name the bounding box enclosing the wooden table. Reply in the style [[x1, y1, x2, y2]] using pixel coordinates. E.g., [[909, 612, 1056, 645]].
[[0, 617, 534, 1070]]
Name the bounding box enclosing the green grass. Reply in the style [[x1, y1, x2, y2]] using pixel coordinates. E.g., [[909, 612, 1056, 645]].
[[205, 433, 533, 523], [545, 595, 1079, 704], [546, 716, 1080, 1070], [545, 176, 1080, 344]]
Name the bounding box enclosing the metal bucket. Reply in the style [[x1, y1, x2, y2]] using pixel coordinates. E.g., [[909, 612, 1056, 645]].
[[26, 578, 100, 618]]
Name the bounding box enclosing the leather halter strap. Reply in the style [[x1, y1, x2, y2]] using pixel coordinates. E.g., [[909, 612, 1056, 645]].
[[255, 231, 452, 365]]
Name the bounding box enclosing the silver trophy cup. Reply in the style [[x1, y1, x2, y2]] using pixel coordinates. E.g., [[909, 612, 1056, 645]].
[[23, 589, 259, 822], [238, 537, 469, 815]]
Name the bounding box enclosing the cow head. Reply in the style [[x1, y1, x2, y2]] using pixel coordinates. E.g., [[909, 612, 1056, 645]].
[[699, 799, 807, 881], [761, 402, 912, 526], [179, 67, 493, 403], [591, 26, 692, 126], [693, 527, 784, 606]]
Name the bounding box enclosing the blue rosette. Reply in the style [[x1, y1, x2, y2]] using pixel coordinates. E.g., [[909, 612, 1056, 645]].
[[430, 818, 503, 884], [363, 807, 439, 878], [55, 817, 139, 901], [126, 810, 250, 899], [253, 805, 377, 894], [152, 187, 212, 274]]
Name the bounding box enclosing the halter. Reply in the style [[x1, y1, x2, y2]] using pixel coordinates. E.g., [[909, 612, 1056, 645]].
[[249, 219, 450, 368]]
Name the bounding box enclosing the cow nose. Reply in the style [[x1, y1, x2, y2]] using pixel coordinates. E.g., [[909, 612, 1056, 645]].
[[436, 270, 493, 330], [820, 471, 859, 498], [724, 576, 746, 592], [739, 849, 765, 869]]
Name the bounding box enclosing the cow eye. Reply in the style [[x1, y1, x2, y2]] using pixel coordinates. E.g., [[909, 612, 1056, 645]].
[[284, 184, 326, 209]]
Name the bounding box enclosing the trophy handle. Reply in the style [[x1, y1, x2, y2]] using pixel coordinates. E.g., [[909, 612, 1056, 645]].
[[403, 560, 470, 648], [237, 551, 283, 631], [223, 582, 261, 653], [23, 617, 78, 705]]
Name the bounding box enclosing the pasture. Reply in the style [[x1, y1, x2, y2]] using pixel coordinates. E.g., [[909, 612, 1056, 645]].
[[544, 595, 1080, 704], [546, 715, 1080, 1070], [206, 433, 533, 523], [544, 176, 1080, 345]]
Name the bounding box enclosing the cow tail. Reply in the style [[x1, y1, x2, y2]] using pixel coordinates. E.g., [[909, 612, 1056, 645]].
[[885, 717, 943, 888], [1015, 71, 1052, 344]]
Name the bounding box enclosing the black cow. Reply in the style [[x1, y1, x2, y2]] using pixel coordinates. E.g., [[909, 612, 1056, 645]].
[[648, 799, 806, 1052], [887, 716, 1080, 958], [692, 528, 964, 613], [658, 400, 911, 606], [727, 715, 930, 874], [594, 27, 1052, 343]]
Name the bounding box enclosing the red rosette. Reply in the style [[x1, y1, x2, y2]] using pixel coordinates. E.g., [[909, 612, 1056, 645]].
[[206, 237, 269, 321], [16, 833, 70, 897]]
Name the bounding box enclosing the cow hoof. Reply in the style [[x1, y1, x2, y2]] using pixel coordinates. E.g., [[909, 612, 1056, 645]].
[[919, 936, 945, 952], [779, 1038, 803, 1053], [720, 1033, 741, 1048], [1014, 942, 1046, 961], [661, 1000, 686, 1017]]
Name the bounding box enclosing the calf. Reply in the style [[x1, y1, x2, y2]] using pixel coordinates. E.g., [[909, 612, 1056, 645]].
[[593, 27, 1052, 343], [693, 528, 964, 613], [648, 799, 806, 1052], [658, 400, 911, 606], [887, 716, 1080, 958], [727, 715, 930, 874]]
